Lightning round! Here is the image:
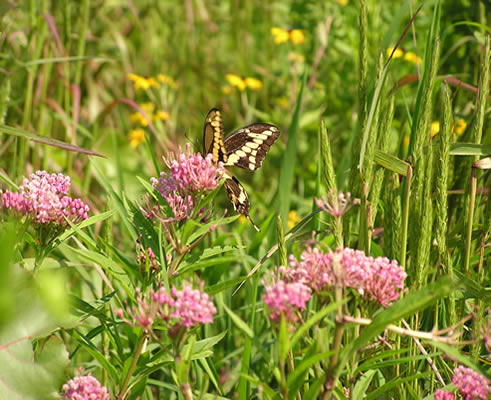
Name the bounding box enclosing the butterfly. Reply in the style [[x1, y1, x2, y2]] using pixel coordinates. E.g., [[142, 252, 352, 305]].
[[203, 108, 280, 231]]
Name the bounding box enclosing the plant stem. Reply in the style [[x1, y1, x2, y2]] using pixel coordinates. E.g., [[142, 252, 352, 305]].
[[464, 166, 477, 272], [400, 165, 412, 269], [116, 334, 148, 400]]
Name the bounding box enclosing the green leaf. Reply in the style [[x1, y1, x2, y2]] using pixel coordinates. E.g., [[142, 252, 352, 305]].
[[222, 303, 254, 339], [351, 369, 377, 399], [0, 124, 104, 157], [0, 78, 10, 124], [374, 150, 410, 176], [286, 351, 335, 398], [207, 276, 248, 296], [182, 331, 227, 360], [449, 143, 491, 156], [278, 314, 289, 362], [289, 299, 347, 353], [365, 372, 431, 400], [336, 277, 455, 377], [0, 272, 70, 400]]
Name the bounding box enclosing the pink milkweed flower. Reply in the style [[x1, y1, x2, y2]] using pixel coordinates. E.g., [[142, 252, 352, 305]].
[[61, 373, 110, 400], [150, 144, 225, 222], [281, 247, 333, 292], [315, 190, 359, 218], [156, 282, 217, 328], [263, 280, 312, 324], [434, 389, 455, 400], [118, 282, 216, 333], [0, 171, 89, 226], [452, 365, 491, 400], [281, 247, 406, 307]]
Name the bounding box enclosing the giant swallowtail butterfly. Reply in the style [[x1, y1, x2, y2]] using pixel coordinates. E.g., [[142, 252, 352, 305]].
[[203, 108, 280, 231]]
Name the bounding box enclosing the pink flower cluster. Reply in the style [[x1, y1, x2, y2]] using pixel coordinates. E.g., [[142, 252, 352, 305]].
[[118, 282, 217, 332], [0, 171, 89, 225], [62, 373, 110, 400], [151, 145, 224, 222], [452, 365, 490, 400], [281, 247, 407, 307], [263, 280, 312, 323], [153, 283, 217, 328], [434, 389, 455, 400], [315, 190, 358, 217]]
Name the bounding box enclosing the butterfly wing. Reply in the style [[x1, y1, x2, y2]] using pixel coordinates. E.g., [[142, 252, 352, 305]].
[[203, 108, 228, 163], [223, 124, 280, 171], [223, 174, 259, 232]]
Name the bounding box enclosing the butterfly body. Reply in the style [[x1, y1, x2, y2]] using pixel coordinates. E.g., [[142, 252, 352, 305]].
[[203, 108, 280, 231]]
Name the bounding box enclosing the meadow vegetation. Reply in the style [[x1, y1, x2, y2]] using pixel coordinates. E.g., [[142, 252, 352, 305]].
[[0, 1, 490, 399]]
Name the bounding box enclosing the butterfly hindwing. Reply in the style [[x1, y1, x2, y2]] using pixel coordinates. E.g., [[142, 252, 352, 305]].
[[223, 175, 259, 231], [224, 124, 280, 171], [203, 108, 228, 163]]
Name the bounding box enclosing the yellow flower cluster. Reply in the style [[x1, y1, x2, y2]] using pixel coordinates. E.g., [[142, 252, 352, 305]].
[[386, 48, 422, 65], [225, 74, 263, 92], [128, 73, 177, 90], [271, 27, 305, 45], [430, 118, 467, 138], [130, 103, 170, 128], [288, 52, 305, 63], [128, 128, 146, 148], [334, 0, 348, 5], [288, 210, 301, 229]]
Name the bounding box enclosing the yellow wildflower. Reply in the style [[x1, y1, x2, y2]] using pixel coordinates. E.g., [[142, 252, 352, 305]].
[[140, 102, 155, 114], [238, 215, 247, 225], [157, 74, 177, 88], [128, 73, 159, 90], [222, 85, 233, 95], [226, 74, 246, 91], [154, 110, 170, 121], [403, 136, 410, 148], [403, 51, 422, 65], [454, 118, 467, 136], [128, 128, 145, 148], [288, 52, 305, 63], [334, 0, 348, 5], [130, 112, 148, 127], [271, 27, 289, 44], [386, 47, 404, 59], [289, 29, 305, 44], [430, 121, 440, 137], [288, 210, 301, 229], [275, 97, 289, 109], [245, 77, 263, 91]]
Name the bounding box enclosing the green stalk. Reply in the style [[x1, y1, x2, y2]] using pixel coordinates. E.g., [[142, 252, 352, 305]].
[[237, 274, 259, 400], [345, 0, 368, 245], [400, 165, 412, 270], [277, 214, 287, 267], [116, 334, 148, 400], [464, 167, 477, 272], [369, 92, 395, 228], [320, 119, 337, 193], [74, 0, 90, 86], [436, 84, 456, 325], [409, 38, 440, 277]]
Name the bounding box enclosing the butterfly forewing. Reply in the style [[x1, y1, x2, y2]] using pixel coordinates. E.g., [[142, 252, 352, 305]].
[[224, 124, 280, 171], [203, 108, 228, 163], [202, 108, 279, 231]]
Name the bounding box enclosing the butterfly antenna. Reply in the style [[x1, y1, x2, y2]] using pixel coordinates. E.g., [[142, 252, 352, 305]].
[[247, 214, 260, 232]]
